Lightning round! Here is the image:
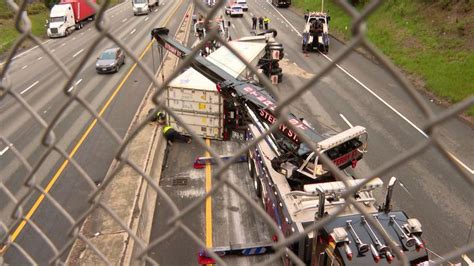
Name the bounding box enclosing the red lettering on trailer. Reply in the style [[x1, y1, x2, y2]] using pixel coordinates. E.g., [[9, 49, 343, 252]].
[[259, 109, 301, 144], [332, 150, 359, 166], [164, 43, 182, 57], [243, 86, 276, 111]]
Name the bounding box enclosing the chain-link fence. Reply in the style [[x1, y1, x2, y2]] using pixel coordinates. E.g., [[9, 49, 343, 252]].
[[1, 0, 473, 264]]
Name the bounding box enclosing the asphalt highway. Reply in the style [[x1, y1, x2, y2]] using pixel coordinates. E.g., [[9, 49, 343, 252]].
[[1, 0, 473, 264], [0, 0, 191, 264], [224, 0, 474, 262]]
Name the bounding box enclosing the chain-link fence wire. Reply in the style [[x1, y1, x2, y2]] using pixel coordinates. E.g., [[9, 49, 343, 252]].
[[1, 0, 473, 264]]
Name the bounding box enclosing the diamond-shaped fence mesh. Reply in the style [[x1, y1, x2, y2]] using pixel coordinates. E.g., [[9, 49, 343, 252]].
[[0, 0, 473, 265]]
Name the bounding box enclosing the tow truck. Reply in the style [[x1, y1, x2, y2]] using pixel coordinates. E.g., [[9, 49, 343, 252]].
[[150, 27, 429, 265], [302, 11, 330, 53]]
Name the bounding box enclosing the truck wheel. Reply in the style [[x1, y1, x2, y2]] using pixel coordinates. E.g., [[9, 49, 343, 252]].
[[270, 67, 282, 75]]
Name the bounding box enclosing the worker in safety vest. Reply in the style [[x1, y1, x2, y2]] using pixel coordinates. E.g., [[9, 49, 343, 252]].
[[263, 16, 270, 30], [153, 111, 191, 144], [162, 125, 192, 144]]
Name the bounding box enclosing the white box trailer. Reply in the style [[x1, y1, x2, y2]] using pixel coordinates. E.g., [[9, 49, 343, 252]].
[[206, 41, 266, 80], [167, 41, 267, 140], [167, 69, 223, 139]]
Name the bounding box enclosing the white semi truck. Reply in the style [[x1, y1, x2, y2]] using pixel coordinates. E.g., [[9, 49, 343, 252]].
[[132, 0, 159, 16], [46, 0, 96, 38]]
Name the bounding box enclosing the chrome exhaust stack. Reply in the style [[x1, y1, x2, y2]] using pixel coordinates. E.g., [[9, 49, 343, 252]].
[[389, 215, 417, 249], [346, 220, 369, 254], [361, 216, 392, 263]]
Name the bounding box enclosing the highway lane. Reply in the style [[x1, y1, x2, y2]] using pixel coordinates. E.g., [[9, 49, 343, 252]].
[[0, 0, 170, 201], [223, 0, 474, 261], [0, 0, 170, 226], [149, 140, 281, 265], [1, 0, 190, 264]]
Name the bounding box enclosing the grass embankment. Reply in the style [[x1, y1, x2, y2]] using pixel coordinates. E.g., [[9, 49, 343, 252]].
[[0, 0, 122, 57], [0, 1, 49, 55], [293, 0, 474, 116]]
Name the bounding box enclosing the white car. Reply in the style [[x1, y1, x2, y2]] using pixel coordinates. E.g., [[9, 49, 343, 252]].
[[234, 0, 248, 11], [225, 5, 244, 17]]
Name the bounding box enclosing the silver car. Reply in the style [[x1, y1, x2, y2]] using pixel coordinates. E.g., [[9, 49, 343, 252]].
[[96, 48, 125, 73]]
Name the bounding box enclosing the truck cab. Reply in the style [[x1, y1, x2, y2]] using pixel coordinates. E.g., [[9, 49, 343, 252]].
[[132, 0, 158, 15], [47, 4, 75, 37]]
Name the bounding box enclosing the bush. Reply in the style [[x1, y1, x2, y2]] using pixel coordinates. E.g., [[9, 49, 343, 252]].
[[28, 2, 48, 15]]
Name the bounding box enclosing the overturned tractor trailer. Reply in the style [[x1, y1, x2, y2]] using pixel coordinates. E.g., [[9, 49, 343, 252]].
[[150, 27, 429, 265], [166, 38, 281, 140]]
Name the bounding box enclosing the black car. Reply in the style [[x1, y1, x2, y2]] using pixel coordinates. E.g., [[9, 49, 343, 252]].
[[96, 48, 125, 73]]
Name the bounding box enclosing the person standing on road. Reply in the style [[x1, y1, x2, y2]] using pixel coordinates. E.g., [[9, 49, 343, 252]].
[[258, 16, 263, 30], [192, 13, 197, 24], [251, 15, 257, 30], [263, 16, 271, 30]]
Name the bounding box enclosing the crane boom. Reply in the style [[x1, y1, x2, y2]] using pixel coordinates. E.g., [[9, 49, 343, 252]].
[[151, 27, 367, 174]]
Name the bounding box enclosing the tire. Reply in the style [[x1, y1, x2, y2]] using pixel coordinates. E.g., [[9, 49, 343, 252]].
[[270, 67, 282, 75], [115, 66, 119, 72], [278, 73, 283, 83]]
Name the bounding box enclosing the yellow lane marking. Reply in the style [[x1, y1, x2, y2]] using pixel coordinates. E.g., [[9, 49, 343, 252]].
[[205, 138, 213, 250], [1, 40, 155, 254], [1, 0, 185, 252]]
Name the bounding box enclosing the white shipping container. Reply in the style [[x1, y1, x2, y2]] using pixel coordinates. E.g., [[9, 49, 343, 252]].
[[169, 111, 222, 140], [207, 41, 267, 80], [166, 40, 267, 140], [167, 68, 224, 140]]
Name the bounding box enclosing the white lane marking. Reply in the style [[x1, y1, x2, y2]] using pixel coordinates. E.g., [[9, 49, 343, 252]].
[[130, 28, 136, 35], [462, 254, 473, 265], [111, 15, 114, 18], [81, 32, 84, 35], [232, 24, 236, 29], [68, 78, 83, 92], [0, 146, 11, 156], [37, 56, 43, 61], [72, 37, 76, 40], [269, 0, 474, 174], [72, 49, 84, 58], [321, 52, 474, 174], [448, 153, 474, 174], [154, 8, 158, 12], [21, 65, 28, 70], [20, 80, 39, 94], [51, 49, 56, 53], [87, 28, 91, 31], [61, 43, 66, 47], [122, 18, 127, 22], [398, 180, 413, 197], [43, 106, 52, 114], [145, 17, 149, 21], [265, 0, 302, 37], [339, 114, 353, 128]]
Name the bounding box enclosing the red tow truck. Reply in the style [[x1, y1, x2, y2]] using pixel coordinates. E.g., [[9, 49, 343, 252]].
[[150, 27, 430, 265]]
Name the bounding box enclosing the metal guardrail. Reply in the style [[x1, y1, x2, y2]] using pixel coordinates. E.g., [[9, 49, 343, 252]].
[[0, 0, 473, 265]]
